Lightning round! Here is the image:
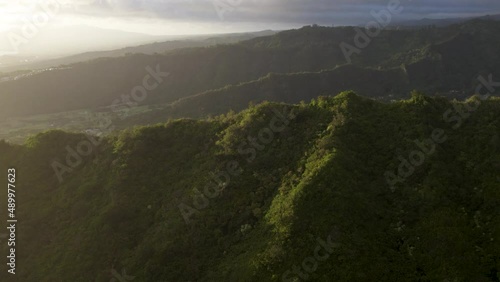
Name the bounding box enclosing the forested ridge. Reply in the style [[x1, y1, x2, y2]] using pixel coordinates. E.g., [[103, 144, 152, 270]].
[[1, 92, 499, 281], [1, 20, 500, 119]]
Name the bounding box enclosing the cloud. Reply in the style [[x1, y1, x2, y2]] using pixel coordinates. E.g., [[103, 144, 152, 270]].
[[1, 0, 499, 57], [1, 0, 500, 36], [65, 0, 500, 24]]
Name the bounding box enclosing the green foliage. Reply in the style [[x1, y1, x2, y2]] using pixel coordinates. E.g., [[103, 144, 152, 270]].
[[1, 93, 500, 281], [2, 19, 500, 123]]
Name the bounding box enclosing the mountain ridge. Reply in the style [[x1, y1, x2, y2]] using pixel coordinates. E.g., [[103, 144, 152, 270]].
[[1, 92, 499, 281]]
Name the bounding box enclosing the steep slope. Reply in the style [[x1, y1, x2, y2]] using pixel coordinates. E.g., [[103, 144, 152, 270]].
[[120, 66, 408, 126], [1, 92, 499, 281]]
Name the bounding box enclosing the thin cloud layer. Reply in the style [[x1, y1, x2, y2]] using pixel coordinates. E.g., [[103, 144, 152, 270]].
[[71, 0, 500, 24], [0, 0, 500, 27], [1, 0, 500, 39]]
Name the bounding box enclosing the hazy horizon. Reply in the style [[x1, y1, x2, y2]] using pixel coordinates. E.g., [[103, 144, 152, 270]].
[[1, 0, 500, 57]]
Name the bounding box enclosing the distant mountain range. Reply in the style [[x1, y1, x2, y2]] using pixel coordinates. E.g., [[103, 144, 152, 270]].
[[0, 30, 276, 72], [393, 13, 500, 27], [1, 19, 500, 145], [0, 25, 165, 60], [1, 20, 499, 120]]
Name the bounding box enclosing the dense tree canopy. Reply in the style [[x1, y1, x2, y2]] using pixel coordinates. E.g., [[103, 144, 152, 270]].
[[1, 92, 499, 281]]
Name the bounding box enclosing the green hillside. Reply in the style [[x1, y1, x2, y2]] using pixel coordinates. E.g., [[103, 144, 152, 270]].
[[120, 66, 408, 126], [1, 20, 500, 120], [1, 92, 499, 281]]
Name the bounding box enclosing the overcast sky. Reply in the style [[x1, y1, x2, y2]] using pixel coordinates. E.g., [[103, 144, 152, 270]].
[[1, 0, 499, 35], [0, 0, 499, 57]]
